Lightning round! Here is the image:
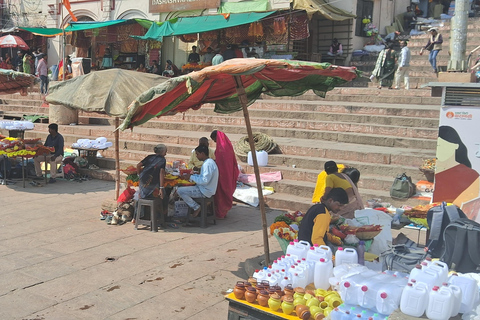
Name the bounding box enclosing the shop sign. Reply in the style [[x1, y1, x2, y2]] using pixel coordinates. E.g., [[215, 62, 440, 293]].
[[150, 0, 220, 13], [434, 106, 480, 222]]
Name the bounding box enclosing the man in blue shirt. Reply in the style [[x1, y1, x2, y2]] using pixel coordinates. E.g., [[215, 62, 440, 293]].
[[34, 123, 64, 183], [177, 145, 219, 217]]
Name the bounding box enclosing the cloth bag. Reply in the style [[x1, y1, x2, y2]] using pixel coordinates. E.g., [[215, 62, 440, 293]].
[[390, 173, 416, 199]]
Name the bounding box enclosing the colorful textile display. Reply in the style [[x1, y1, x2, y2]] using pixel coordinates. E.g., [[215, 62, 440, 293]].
[[290, 14, 310, 40]]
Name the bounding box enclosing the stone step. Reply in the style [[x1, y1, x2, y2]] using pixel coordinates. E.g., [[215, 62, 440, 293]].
[[0, 104, 48, 115], [23, 123, 436, 167], [0, 97, 43, 107]]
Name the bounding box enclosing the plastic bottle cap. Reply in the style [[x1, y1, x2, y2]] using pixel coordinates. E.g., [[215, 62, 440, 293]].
[[421, 262, 427, 266], [368, 318, 373, 320], [268, 273, 271, 276], [314, 244, 319, 247], [284, 277, 288, 280], [380, 292, 387, 299], [411, 279, 416, 283], [310, 247, 314, 250], [291, 266, 295, 268], [334, 308, 339, 311], [263, 267, 268, 270], [302, 258, 306, 261], [433, 286, 439, 291], [295, 273, 298, 276], [357, 315, 361, 318], [426, 257, 432, 261], [407, 283, 413, 287], [344, 282, 350, 288], [282, 269, 285, 272], [289, 242, 294, 245], [338, 247, 344, 251], [359, 241, 365, 245], [255, 269, 259, 272], [269, 265, 272, 269], [294, 239, 299, 242], [320, 258, 325, 262], [442, 282, 448, 286], [452, 273, 458, 276], [361, 285, 368, 292], [415, 264, 422, 269]]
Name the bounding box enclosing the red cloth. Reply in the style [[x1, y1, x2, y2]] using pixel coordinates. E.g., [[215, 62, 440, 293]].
[[214, 131, 239, 219]]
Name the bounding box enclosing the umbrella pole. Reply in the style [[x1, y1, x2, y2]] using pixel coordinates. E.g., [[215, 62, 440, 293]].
[[114, 117, 120, 200], [233, 75, 270, 266]]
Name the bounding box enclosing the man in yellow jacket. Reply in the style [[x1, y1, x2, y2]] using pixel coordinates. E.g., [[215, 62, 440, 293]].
[[298, 188, 348, 246]]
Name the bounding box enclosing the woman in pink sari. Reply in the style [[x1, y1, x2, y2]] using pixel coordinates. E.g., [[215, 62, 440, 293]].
[[211, 130, 239, 219]]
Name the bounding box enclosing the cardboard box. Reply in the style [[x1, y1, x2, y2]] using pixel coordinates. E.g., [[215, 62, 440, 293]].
[[174, 200, 189, 217]]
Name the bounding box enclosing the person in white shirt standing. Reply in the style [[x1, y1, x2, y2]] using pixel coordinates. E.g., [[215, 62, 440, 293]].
[[394, 41, 411, 90]]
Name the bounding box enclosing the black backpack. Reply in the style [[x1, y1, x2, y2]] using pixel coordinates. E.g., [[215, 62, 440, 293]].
[[442, 218, 480, 273], [426, 203, 466, 258]]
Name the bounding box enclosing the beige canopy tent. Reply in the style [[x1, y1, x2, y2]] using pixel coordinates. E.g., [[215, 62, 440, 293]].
[[46, 69, 169, 198]]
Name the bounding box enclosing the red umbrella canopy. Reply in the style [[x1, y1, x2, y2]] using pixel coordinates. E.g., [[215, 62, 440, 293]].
[[119, 58, 359, 130], [0, 35, 29, 49]]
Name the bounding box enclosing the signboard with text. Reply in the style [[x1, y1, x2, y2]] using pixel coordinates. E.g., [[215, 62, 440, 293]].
[[150, 0, 220, 13], [434, 106, 480, 222]]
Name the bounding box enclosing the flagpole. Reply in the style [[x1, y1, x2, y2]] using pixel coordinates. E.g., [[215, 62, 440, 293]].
[[61, 1, 66, 81]]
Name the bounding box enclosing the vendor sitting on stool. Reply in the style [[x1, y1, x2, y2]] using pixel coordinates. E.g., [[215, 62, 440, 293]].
[[188, 137, 215, 172], [298, 188, 349, 246], [177, 145, 219, 218], [34, 123, 64, 183]]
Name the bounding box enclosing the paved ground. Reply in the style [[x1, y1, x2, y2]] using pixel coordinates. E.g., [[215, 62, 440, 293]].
[[0, 178, 287, 320], [0, 178, 426, 320]]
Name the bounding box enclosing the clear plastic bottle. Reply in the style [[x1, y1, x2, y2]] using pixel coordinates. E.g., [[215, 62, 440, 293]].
[[357, 241, 365, 266]]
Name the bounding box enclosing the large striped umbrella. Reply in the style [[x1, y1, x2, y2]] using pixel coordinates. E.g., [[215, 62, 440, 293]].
[[0, 35, 29, 50], [119, 58, 359, 264]]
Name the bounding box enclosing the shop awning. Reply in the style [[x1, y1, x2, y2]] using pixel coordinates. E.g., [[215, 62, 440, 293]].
[[293, 0, 356, 20], [131, 21, 174, 41], [218, 0, 269, 14], [133, 11, 275, 39], [65, 19, 128, 32], [18, 27, 64, 36]]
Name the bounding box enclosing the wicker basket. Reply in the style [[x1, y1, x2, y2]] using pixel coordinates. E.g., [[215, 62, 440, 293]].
[[274, 234, 290, 254], [355, 230, 382, 240]]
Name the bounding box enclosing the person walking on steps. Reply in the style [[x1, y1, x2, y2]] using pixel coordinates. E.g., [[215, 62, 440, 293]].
[[420, 27, 443, 73], [394, 40, 411, 90]]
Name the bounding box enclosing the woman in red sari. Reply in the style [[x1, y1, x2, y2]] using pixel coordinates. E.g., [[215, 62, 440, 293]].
[[211, 130, 239, 219]]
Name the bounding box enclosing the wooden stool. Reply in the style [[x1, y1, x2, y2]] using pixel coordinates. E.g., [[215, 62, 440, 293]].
[[187, 196, 216, 228], [135, 198, 165, 232]]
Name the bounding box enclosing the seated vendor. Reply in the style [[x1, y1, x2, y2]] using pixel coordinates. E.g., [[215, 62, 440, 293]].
[[177, 145, 219, 218], [188, 137, 215, 172], [137, 144, 167, 200], [34, 123, 64, 183], [298, 188, 349, 246]]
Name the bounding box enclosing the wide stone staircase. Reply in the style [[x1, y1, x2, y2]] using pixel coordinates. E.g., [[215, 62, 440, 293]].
[[0, 79, 440, 213], [11, 16, 480, 211], [351, 17, 480, 89]]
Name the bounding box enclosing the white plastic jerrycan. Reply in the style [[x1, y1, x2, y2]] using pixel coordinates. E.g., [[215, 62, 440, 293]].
[[448, 273, 479, 314], [314, 258, 333, 290], [357, 279, 384, 309], [400, 282, 428, 317], [428, 261, 449, 284], [448, 284, 462, 318], [286, 239, 310, 260], [375, 284, 403, 315], [335, 247, 358, 267], [415, 267, 440, 290], [426, 286, 454, 320], [247, 150, 268, 167]]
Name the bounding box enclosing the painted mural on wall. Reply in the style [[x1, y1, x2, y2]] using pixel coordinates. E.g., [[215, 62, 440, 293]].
[[433, 107, 480, 222]]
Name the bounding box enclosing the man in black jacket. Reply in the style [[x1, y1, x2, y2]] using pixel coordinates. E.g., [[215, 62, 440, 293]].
[[34, 123, 64, 183]]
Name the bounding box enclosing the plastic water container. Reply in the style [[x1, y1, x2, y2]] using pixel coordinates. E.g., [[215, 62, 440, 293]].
[[335, 247, 358, 267], [247, 150, 268, 167], [414, 267, 440, 290], [286, 240, 310, 260], [280, 276, 291, 290], [292, 272, 308, 289], [400, 282, 428, 317], [428, 261, 449, 284], [448, 284, 462, 317], [375, 284, 403, 315], [357, 279, 384, 309], [314, 258, 333, 290], [426, 286, 454, 320], [339, 274, 366, 305], [448, 273, 479, 314], [316, 244, 333, 260], [408, 264, 423, 282]]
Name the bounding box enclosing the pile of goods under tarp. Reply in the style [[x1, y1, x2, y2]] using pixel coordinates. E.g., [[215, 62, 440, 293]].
[[231, 242, 480, 319]]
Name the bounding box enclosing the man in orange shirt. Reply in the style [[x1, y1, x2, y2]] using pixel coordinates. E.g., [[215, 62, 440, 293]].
[[298, 188, 348, 246]]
